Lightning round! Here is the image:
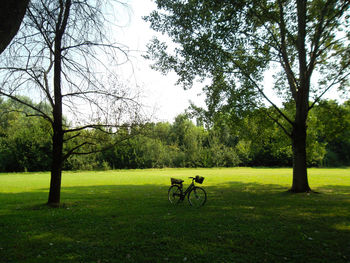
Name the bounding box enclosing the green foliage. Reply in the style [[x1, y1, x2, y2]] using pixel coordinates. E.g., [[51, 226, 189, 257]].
[[0, 98, 52, 172], [313, 100, 350, 166], [1, 97, 350, 170]]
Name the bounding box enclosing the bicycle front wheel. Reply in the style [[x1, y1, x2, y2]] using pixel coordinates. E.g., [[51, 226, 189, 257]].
[[168, 185, 182, 204], [188, 187, 207, 207]]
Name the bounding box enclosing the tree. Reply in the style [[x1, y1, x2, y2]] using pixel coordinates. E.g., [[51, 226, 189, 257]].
[[0, 97, 52, 172], [0, 0, 29, 55], [145, 0, 350, 192], [313, 100, 350, 166], [0, 0, 141, 206], [171, 114, 204, 166]]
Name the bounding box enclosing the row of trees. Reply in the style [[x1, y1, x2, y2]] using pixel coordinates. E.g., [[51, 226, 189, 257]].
[[1, 97, 349, 172]]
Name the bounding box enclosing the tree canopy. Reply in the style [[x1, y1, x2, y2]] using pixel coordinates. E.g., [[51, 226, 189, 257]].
[[145, 0, 350, 192]]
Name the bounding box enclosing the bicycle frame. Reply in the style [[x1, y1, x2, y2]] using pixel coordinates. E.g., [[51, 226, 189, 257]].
[[177, 179, 195, 200]]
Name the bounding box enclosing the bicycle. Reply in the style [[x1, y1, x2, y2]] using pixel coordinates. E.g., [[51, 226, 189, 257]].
[[168, 176, 207, 207]]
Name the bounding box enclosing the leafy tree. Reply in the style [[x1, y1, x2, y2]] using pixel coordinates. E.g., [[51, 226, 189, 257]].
[[0, 97, 51, 172], [314, 100, 350, 166], [205, 130, 240, 167], [145, 0, 350, 192], [171, 114, 202, 166], [4, 115, 52, 171]]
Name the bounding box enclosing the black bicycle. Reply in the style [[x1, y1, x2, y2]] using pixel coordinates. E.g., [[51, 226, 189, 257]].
[[168, 176, 207, 207]]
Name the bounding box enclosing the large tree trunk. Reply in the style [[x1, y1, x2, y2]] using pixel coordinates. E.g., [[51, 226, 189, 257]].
[[47, 2, 70, 206], [0, 0, 29, 55], [47, 51, 64, 206], [290, 121, 311, 192], [289, 0, 311, 193], [47, 58, 64, 206], [47, 43, 64, 206], [47, 125, 64, 207]]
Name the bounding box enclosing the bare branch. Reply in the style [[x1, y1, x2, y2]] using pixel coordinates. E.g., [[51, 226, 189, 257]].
[[63, 132, 81, 142], [0, 91, 53, 124], [65, 131, 136, 158], [62, 141, 92, 161], [64, 123, 135, 134]]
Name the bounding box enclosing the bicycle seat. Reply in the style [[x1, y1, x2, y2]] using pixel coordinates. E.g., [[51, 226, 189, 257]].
[[171, 178, 184, 185]]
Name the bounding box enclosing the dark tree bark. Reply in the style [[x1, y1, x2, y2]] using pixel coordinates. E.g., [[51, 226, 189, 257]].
[[47, 0, 71, 207], [0, 0, 29, 55], [47, 52, 64, 206], [291, 123, 310, 192], [289, 0, 311, 192]]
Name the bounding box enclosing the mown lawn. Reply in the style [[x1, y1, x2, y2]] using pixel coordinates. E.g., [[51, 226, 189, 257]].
[[0, 168, 349, 263]]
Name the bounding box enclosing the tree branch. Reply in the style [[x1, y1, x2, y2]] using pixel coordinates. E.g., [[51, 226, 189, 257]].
[[277, 0, 298, 101], [232, 60, 294, 127], [0, 91, 53, 124], [62, 141, 92, 161], [65, 131, 135, 158], [309, 68, 350, 111], [64, 123, 133, 134], [265, 110, 292, 138]]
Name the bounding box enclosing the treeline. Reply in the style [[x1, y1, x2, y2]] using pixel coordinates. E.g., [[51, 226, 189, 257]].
[[1, 98, 350, 172]]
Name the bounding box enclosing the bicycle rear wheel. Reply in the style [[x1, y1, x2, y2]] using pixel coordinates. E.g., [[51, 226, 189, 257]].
[[168, 185, 182, 204], [188, 186, 207, 207]]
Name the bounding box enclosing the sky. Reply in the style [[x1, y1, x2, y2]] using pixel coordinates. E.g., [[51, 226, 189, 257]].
[[113, 0, 206, 123]]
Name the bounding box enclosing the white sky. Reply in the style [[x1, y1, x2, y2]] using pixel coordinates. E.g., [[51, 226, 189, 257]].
[[114, 0, 206, 123]]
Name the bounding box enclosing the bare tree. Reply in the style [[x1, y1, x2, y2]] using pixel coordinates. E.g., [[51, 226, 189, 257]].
[[0, 0, 142, 207]]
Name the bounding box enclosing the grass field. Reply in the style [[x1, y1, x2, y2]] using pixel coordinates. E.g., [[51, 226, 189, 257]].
[[0, 168, 349, 263]]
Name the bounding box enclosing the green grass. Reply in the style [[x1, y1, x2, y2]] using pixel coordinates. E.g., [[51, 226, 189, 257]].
[[0, 168, 349, 263]]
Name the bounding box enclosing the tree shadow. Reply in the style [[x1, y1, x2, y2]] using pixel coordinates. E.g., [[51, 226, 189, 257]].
[[0, 182, 349, 262]]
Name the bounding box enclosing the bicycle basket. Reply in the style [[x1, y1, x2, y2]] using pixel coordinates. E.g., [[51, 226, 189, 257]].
[[195, 176, 204, 184], [171, 178, 184, 185]]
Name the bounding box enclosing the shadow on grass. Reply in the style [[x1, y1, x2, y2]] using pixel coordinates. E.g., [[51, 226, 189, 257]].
[[0, 182, 349, 263]]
